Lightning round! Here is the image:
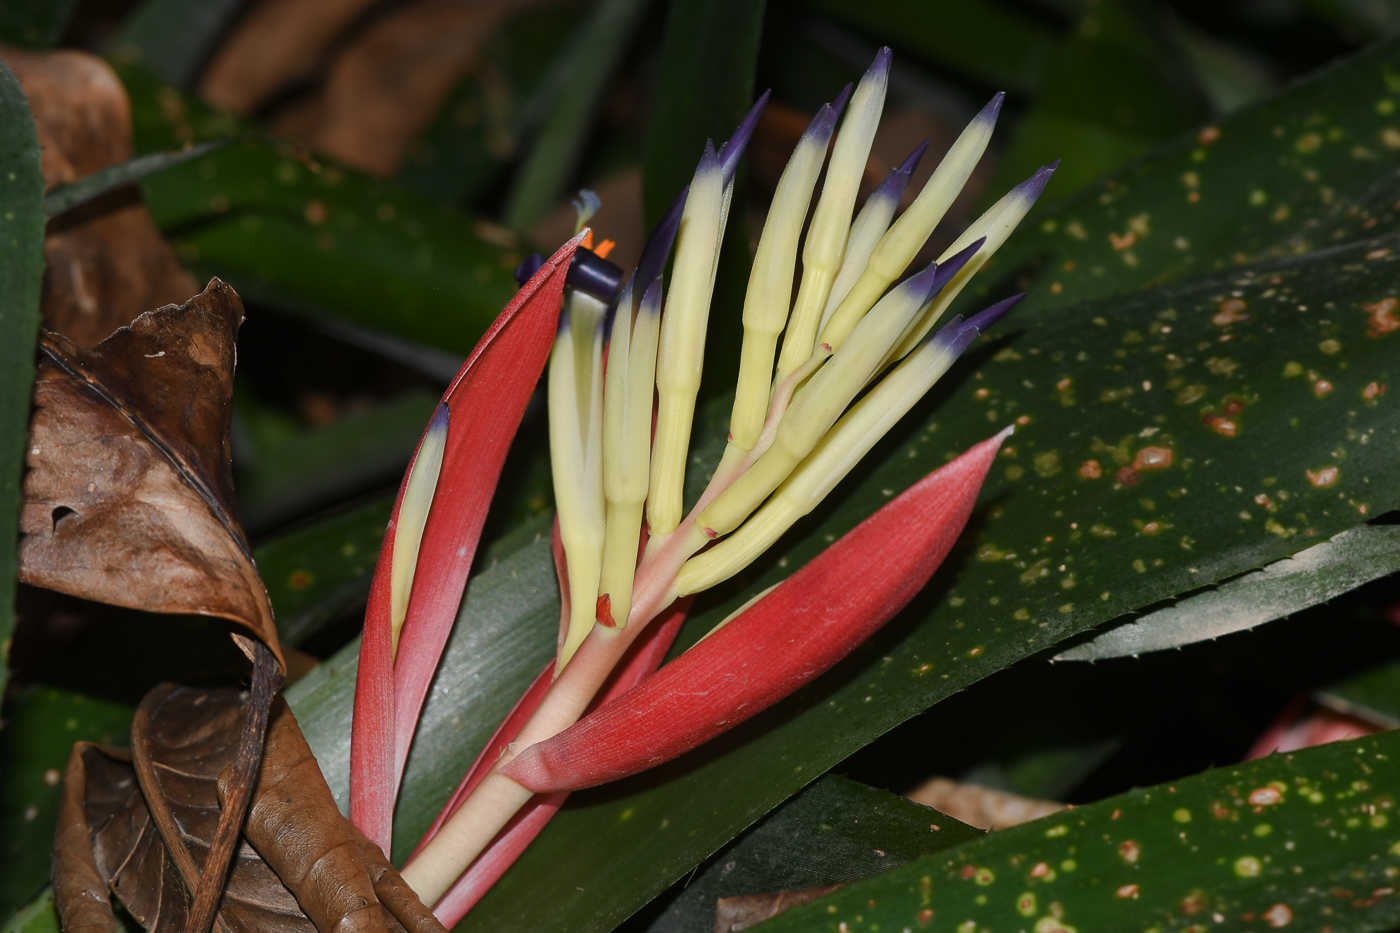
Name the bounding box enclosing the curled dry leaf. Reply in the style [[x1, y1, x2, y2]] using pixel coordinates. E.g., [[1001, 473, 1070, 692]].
[[18, 278, 282, 669], [0, 44, 197, 346], [712, 885, 843, 933], [23, 279, 284, 933], [54, 686, 445, 933], [903, 777, 1065, 831], [267, 0, 560, 175]]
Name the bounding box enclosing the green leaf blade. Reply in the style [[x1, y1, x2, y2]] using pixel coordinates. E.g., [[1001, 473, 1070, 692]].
[[0, 59, 45, 700], [750, 732, 1400, 933], [990, 37, 1400, 319], [1058, 525, 1400, 661]]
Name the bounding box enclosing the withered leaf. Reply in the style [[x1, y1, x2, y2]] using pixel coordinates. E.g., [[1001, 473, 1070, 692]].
[[0, 43, 198, 346], [18, 278, 283, 671], [54, 685, 444, 933], [712, 885, 843, 933]]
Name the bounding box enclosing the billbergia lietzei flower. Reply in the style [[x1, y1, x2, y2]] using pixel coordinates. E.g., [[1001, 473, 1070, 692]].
[[348, 47, 1057, 923]]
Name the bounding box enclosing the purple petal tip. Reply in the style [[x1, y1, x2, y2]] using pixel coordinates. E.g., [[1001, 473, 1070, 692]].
[[982, 92, 1006, 123], [925, 237, 985, 296], [514, 253, 544, 287], [717, 91, 770, 185], [641, 276, 664, 315], [871, 138, 930, 205], [429, 401, 449, 433], [900, 138, 931, 174], [869, 47, 893, 78], [965, 293, 1024, 335], [632, 185, 688, 299], [830, 83, 853, 120]]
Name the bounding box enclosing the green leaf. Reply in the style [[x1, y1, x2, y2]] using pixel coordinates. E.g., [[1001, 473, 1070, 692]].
[[1306, 0, 1400, 39], [0, 60, 45, 700], [280, 40, 1400, 933], [1, 890, 57, 933], [641, 0, 764, 399], [281, 226, 1400, 933], [749, 732, 1400, 933], [234, 390, 438, 532], [983, 0, 1210, 208], [1057, 526, 1400, 661], [463, 229, 1400, 932], [989, 37, 1400, 319], [109, 0, 245, 88], [0, 688, 134, 919], [1319, 656, 1400, 729], [116, 66, 522, 357], [642, 0, 765, 229], [808, 0, 1056, 95], [500, 0, 651, 230], [257, 497, 391, 648], [395, 10, 582, 207], [286, 537, 559, 857], [44, 139, 228, 218], [638, 774, 981, 933], [0, 0, 78, 49]]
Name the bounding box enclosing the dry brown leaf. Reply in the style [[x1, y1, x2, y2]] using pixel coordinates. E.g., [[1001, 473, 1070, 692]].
[[270, 0, 560, 175], [712, 885, 843, 933], [21, 279, 287, 932], [18, 279, 282, 668], [903, 777, 1066, 831], [0, 44, 197, 346], [200, 0, 385, 115], [54, 688, 444, 933]]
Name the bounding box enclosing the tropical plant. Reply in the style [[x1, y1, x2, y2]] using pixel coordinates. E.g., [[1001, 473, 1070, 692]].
[[1, 3, 1399, 933]]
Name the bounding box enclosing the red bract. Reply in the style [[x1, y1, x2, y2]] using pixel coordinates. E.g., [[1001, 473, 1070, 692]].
[[350, 231, 586, 853], [425, 598, 691, 926], [502, 427, 1010, 793]]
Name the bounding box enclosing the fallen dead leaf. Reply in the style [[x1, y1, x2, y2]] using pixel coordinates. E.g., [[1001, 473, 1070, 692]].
[[18, 278, 282, 666], [55, 687, 444, 933], [200, 0, 385, 116], [270, 0, 562, 175], [712, 885, 843, 933], [904, 777, 1065, 830], [0, 44, 197, 346]]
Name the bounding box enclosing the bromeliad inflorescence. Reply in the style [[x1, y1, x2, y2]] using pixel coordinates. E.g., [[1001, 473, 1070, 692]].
[[348, 47, 1056, 925]]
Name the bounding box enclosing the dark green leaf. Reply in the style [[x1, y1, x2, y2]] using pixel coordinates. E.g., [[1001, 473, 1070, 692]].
[[257, 497, 391, 648], [1170, 18, 1277, 115], [501, 0, 651, 230], [1057, 526, 1400, 660], [989, 37, 1400, 319], [286, 227, 1400, 932], [117, 66, 521, 357], [44, 140, 228, 218], [396, 10, 582, 207], [464, 230, 1400, 933], [235, 391, 438, 533], [1306, 0, 1400, 39], [642, 0, 764, 399], [1, 890, 58, 933], [749, 732, 1400, 933], [0, 59, 45, 699], [279, 42, 1400, 933], [1319, 657, 1400, 729], [109, 0, 246, 88], [638, 775, 981, 933], [286, 537, 559, 858], [0, 688, 133, 919], [809, 0, 1056, 95], [642, 0, 765, 228], [0, 0, 78, 49], [982, 0, 1210, 207]]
